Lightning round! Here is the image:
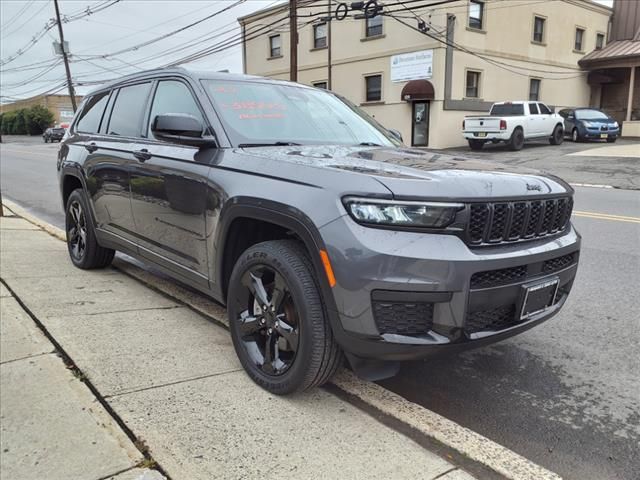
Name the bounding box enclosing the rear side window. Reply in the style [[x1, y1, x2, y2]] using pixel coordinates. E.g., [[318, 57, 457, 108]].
[[75, 92, 110, 133], [107, 82, 152, 137], [148, 80, 204, 138], [529, 102, 540, 115]]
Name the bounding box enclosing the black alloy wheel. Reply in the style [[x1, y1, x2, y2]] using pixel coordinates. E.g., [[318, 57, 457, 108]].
[[236, 266, 300, 376], [67, 200, 87, 262], [65, 188, 115, 269], [228, 240, 343, 394]]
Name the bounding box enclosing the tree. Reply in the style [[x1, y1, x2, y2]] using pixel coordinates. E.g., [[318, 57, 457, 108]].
[[25, 105, 55, 134]]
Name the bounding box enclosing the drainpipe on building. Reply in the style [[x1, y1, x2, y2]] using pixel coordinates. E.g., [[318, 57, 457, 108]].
[[444, 13, 455, 104], [626, 66, 636, 122]]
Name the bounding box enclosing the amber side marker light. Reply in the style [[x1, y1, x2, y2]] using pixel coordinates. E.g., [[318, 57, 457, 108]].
[[319, 249, 336, 287]]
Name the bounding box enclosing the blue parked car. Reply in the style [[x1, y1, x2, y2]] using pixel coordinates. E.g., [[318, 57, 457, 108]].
[[558, 108, 619, 143]]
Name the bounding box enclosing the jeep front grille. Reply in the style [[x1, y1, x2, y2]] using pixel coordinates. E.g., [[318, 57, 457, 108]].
[[466, 197, 573, 246]]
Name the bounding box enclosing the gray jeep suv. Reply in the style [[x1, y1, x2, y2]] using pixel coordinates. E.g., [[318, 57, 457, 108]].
[[57, 68, 580, 394]]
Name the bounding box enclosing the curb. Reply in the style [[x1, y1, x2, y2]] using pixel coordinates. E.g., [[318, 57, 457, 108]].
[[2, 199, 562, 480]]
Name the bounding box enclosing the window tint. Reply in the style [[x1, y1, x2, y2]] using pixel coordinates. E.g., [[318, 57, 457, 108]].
[[466, 71, 480, 98], [533, 16, 545, 43], [529, 78, 541, 101], [148, 80, 204, 138], [538, 103, 551, 115], [314, 23, 327, 48], [575, 28, 584, 51], [269, 35, 281, 57], [558, 109, 569, 118], [313, 81, 328, 89], [107, 83, 151, 137], [366, 16, 382, 37], [529, 102, 540, 115], [75, 92, 110, 133], [365, 75, 382, 102], [490, 104, 524, 116], [469, 0, 484, 29]]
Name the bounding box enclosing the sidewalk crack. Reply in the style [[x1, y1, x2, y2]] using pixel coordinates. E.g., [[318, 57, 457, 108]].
[[83, 305, 184, 316], [432, 467, 458, 480], [0, 351, 55, 365]]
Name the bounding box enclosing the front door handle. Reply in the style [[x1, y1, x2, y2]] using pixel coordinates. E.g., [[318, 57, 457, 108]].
[[85, 142, 98, 153], [133, 149, 152, 162]]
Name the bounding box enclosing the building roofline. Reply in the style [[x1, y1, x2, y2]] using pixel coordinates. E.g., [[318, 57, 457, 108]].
[[237, 0, 318, 24]]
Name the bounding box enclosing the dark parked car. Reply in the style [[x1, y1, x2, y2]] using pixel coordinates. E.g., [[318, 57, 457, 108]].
[[558, 108, 619, 142], [43, 127, 65, 143], [57, 68, 581, 394]]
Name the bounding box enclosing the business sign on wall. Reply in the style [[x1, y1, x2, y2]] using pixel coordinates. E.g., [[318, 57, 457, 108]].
[[390, 50, 433, 83]]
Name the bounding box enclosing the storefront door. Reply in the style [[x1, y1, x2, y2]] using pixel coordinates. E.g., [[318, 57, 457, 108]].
[[412, 101, 429, 146]]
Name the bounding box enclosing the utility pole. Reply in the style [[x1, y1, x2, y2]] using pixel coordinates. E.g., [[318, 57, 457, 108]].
[[289, 0, 298, 82], [327, 0, 332, 90], [53, 0, 77, 112]]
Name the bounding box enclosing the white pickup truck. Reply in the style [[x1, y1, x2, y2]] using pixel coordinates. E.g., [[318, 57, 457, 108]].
[[462, 101, 564, 151]]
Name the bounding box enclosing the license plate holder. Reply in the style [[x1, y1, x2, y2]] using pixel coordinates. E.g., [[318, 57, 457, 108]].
[[476, 132, 487, 137], [520, 278, 559, 320], [600, 133, 608, 138]]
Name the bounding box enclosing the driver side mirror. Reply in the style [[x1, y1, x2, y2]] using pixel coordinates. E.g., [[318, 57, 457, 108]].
[[151, 114, 216, 148], [388, 128, 403, 142]]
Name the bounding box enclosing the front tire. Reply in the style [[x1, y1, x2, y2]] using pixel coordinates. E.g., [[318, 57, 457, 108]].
[[508, 128, 524, 151], [227, 240, 342, 394], [571, 128, 581, 142], [65, 189, 115, 269], [44, 137, 48, 143], [549, 124, 564, 145], [468, 139, 485, 151]]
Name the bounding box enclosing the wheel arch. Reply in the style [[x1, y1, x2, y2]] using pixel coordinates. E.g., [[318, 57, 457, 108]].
[[215, 198, 340, 321]]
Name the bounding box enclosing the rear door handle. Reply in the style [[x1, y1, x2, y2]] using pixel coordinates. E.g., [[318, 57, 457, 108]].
[[133, 149, 152, 162], [85, 142, 98, 153]]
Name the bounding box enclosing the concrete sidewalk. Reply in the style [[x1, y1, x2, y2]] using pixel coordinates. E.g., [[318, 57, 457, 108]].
[[0, 214, 475, 480]]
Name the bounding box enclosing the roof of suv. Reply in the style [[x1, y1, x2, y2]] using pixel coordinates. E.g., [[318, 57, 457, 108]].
[[83, 67, 304, 97]]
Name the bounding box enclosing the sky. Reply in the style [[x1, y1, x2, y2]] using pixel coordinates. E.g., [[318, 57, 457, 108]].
[[0, 0, 615, 103]]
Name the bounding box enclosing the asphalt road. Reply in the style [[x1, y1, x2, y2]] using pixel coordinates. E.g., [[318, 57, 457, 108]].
[[1, 136, 639, 480]]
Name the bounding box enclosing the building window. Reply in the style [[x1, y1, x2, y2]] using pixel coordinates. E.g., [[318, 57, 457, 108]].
[[468, 0, 484, 30], [533, 16, 545, 43], [596, 33, 605, 50], [366, 15, 383, 37], [575, 28, 585, 51], [465, 70, 481, 98], [365, 75, 382, 102], [313, 23, 327, 49], [269, 35, 281, 58], [529, 79, 541, 101], [313, 81, 328, 89]]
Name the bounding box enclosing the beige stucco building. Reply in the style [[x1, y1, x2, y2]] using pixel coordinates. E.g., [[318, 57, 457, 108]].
[[0, 94, 83, 126], [239, 0, 612, 148]]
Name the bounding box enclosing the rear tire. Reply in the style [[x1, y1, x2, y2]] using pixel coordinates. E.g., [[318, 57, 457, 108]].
[[227, 240, 343, 394], [508, 128, 524, 151], [468, 139, 485, 151], [549, 124, 564, 145], [65, 189, 115, 269]]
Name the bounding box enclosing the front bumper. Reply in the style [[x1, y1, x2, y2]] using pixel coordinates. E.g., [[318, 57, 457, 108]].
[[582, 127, 619, 139], [321, 215, 580, 361]]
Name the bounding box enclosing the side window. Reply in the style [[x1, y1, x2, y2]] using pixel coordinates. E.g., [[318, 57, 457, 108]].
[[148, 80, 204, 138], [529, 102, 540, 115], [107, 82, 152, 137], [538, 103, 551, 115], [75, 92, 110, 134], [558, 109, 568, 119]]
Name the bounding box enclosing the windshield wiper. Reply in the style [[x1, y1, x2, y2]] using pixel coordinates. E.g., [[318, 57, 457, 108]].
[[358, 142, 381, 146], [238, 141, 301, 147]]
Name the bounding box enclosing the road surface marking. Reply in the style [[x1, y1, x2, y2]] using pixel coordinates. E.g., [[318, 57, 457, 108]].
[[574, 211, 640, 224]]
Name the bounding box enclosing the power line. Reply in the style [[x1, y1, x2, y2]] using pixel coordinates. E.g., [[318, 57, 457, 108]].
[[1, 0, 51, 39]]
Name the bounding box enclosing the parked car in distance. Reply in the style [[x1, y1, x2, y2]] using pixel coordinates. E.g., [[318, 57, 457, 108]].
[[43, 127, 65, 143], [462, 101, 564, 151], [57, 68, 581, 395], [558, 108, 619, 142]]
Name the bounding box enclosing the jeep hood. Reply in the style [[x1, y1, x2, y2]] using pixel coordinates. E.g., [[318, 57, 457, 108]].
[[237, 145, 572, 199]]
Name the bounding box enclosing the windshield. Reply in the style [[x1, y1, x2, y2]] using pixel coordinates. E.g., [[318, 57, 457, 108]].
[[202, 79, 399, 147], [490, 104, 524, 116], [575, 109, 609, 120]]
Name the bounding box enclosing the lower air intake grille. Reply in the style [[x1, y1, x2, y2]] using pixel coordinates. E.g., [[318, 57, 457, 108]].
[[373, 301, 434, 335], [465, 305, 517, 333], [470, 265, 528, 289], [543, 253, 576, 273]]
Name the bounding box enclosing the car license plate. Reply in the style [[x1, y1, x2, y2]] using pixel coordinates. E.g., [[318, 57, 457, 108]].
[[476, 132, 487, 137], [600, 133, 608, 138], [520, 278, 559, 320]]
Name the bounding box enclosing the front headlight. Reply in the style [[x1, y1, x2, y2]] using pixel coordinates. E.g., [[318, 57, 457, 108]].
[[612, 121, 619, 128], [343, 197, 464, 229]]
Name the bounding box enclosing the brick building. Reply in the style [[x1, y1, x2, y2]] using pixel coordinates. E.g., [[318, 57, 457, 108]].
[[0, 94, 83, 126]]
